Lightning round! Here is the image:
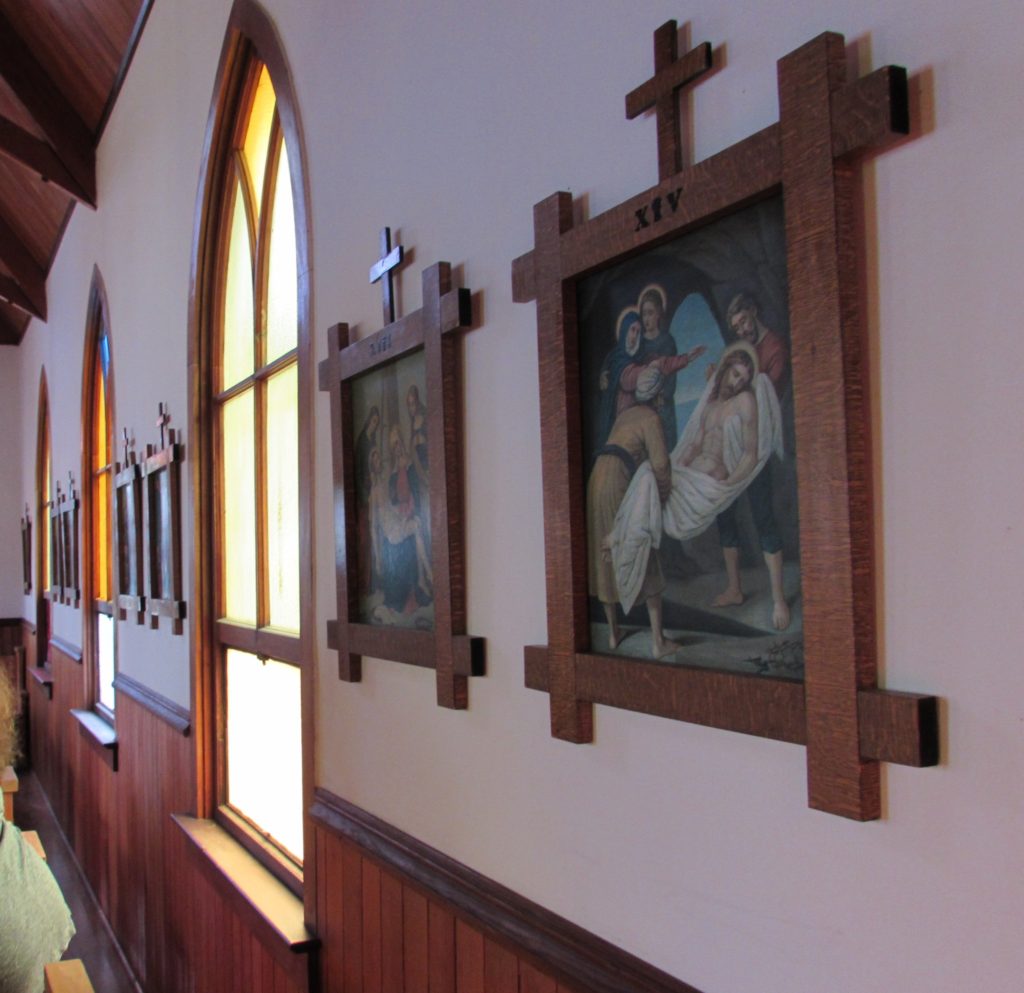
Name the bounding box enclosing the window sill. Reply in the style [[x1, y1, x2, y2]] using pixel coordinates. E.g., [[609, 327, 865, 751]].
[[173, 815, 316, 988], [70, 709, 118, 771], [29, 666, 53, 699]]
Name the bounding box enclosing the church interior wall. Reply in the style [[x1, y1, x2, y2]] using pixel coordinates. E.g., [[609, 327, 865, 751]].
[[6, 0, 1024, 991]]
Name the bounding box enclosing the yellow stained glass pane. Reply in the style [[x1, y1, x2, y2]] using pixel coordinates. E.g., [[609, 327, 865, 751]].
[[226, 649, 303, 860], [266, 364, 299, 632], [94, 362, 107, 471], [242, 66, 276, 215], [221, 181, 254, 389], [221, 391, 257, 624], [96, 468, 110, 601], [43, 446, 50, 590], [265, 143, 298, 364]]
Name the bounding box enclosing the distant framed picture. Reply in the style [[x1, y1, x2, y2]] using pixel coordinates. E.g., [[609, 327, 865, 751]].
[[20, 507, 31, 594], [143, 425, 186, 635], [114, 438, 146, 624], [512, 22, 938, 819], [320, 261, 484, 709]]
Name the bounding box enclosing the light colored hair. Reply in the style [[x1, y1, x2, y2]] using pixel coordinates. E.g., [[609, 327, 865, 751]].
[[0, 666, 19, 771]]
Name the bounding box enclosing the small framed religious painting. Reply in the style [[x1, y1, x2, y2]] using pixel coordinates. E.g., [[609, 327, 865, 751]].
[[53, 474, 80, 607], [20, 506, 31, 594], [319, 231, 484, 710], [114, 430, 146, 624], [512, 21, 939, 819], [144, 404, 186, 635]]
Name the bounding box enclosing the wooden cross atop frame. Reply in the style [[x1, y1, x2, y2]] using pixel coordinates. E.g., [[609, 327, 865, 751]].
[[319, 253, 484, 710], [156, 402, 171, 450], [369, 227, 405, 327], [625, 20, 712, 182]]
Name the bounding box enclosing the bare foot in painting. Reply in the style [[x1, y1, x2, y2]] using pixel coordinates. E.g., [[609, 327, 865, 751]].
[[608, 628, 623, 650], [712, 586, 744, 608], [772, 599, 791, 631], [652, 637, 681, 659]]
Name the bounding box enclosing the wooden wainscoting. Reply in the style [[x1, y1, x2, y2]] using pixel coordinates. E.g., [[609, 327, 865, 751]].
[[311, 790, 705, 993]]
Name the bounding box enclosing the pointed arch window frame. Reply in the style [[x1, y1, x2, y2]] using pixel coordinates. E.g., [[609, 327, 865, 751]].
[[81, 267, 117, 721], [188, 0, 315, 901]]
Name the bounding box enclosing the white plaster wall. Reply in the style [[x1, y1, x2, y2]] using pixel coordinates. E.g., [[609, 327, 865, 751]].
[[9, 0, 1024, 990]]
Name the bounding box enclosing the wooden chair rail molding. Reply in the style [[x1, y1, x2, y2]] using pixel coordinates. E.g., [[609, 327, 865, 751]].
[[310, 788, 706, 993], [112, 671, 191, 736], [44, 959, 95, 993]]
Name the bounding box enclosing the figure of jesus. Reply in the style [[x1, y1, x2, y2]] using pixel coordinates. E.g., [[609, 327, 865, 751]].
[[676, 346, 759, 487]]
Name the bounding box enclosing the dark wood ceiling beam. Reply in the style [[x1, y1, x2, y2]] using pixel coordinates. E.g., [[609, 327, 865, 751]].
[[0, 306, 25, 345], [0, 9, 96, 207], [0, 271, 43, 319], [0, 115, 93, 203], [0, 214, 47, 320]]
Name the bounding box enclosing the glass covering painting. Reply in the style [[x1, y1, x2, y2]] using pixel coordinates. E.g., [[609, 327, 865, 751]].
[[351, 350, 434, 630], [578, 197, 804, 680]]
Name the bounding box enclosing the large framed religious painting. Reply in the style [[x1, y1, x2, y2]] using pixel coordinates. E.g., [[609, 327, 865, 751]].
[[319, 236, 484, 710], [512, 21, 939, 819]]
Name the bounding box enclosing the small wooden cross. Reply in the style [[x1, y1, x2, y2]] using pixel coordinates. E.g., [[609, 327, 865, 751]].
[[369, 227, 404, 327], [625, 21, 712, 182], [122, 427, 132, 467], [156, 403, 170, 450]]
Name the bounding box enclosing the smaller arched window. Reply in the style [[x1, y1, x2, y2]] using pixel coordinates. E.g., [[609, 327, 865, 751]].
[[83, 274, 116, 716], [36, 371, 52, 667]]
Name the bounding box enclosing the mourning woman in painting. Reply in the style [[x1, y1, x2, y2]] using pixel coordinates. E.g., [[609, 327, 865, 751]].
[[595, 295, 706, 451]]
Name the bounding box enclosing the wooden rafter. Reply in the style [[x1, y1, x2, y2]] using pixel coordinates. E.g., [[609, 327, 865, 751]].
[[0, 8, 96, 206], [0, 114, 93, 203], [0, 306, 24, 345], [0, 213, 46, 319]]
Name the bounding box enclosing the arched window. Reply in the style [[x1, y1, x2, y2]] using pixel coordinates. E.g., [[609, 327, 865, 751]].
[[191, 1, 311, 885], [82, 271, 116, 716], [36, 370, 52, 668]]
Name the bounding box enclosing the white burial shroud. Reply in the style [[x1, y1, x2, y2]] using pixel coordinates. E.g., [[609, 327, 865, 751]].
[[607, 373, 784, 614]]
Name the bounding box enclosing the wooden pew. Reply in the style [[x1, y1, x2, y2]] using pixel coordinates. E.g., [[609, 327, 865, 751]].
[[1, 764, 17, 820], [43, 959, 96, 993]]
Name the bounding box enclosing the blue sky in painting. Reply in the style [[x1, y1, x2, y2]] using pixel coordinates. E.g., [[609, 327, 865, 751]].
[[669, 293, 723, 436]]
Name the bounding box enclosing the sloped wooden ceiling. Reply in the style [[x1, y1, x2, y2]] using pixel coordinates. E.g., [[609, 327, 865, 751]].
[[0, 0, 153, 345]]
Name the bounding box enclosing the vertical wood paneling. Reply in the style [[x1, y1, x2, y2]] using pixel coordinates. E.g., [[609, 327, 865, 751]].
[[521, 962, 556, 993], [484, 938, 520, 993], [403, 888, 430, 993], [428, 902, 456, 993], [341, 845, 364, 993], [455, 921, 484, 993], [362, 860, 382, 993], [380, 866, 404, 993]]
